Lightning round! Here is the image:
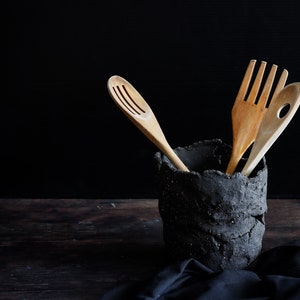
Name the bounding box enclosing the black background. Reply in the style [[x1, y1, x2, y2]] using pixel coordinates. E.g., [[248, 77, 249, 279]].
[[5, 0, 300, 199]]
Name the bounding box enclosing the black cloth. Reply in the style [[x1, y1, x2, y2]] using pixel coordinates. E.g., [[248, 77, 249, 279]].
[[101, 240, 300, 300]]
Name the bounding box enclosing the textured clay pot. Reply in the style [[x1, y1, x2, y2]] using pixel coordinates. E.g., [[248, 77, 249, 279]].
[[154, 139, 268, 271]]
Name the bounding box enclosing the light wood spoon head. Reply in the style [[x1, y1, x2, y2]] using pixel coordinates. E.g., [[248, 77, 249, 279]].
[[242, 82, 300, 177]]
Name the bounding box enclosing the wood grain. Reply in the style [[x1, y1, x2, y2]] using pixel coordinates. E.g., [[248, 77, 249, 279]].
[[0, 198, 299, 299]]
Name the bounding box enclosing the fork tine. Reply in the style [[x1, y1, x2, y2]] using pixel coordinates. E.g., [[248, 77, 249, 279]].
[[235, 59, 256, 102], [247, 61, 267, 104], [268, 69, 289, 105], [257, 64, 277, 108]]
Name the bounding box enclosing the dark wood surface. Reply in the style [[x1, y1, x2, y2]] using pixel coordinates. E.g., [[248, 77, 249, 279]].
[[0, 198, 299, 299]]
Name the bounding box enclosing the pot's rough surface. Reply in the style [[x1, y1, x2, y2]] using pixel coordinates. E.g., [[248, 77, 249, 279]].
[[154, 139, 268, 271]]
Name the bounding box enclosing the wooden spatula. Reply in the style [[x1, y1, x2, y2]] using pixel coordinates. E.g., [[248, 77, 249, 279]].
[[242, 82, 300, 176], [107, 75, 189, 172]]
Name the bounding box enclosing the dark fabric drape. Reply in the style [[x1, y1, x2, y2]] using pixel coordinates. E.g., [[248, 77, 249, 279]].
[[101, 240, 300, 300]]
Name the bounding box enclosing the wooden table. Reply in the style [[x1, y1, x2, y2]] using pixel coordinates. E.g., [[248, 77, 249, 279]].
[[0, 198, 299, 299]]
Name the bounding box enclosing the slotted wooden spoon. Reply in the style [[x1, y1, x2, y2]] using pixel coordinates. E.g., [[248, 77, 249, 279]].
[[242, 82, 300, 176], [226, 59, 288, 174], [107, 75, 189, 172]]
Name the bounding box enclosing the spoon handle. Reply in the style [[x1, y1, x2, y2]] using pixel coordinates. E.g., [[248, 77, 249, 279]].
[[134, 115, 190, 172], [242, 83, 300, 177], [157, 140, 190, 172]]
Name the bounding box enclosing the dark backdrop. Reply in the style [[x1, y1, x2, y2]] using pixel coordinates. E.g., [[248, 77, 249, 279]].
[[5, 0, 300, 198]]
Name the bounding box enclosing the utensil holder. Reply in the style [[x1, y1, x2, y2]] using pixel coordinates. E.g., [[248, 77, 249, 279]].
[[154, 139, 268, 271]]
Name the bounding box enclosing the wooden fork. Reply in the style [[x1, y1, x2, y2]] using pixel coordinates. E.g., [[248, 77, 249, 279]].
[[226, 60, 288, 174]]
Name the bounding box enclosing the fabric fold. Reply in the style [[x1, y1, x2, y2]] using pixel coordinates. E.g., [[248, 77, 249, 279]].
[[101, 240, 300, 300]]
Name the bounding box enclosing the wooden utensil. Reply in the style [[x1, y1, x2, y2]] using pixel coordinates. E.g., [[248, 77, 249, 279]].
[[107, 75, 189, 172], [226, 60, 288, 174], [242, 82, 300, 177]]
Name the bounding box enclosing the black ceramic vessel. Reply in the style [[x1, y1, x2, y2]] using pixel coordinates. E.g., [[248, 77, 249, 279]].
[[154, 139, 268, 271]]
